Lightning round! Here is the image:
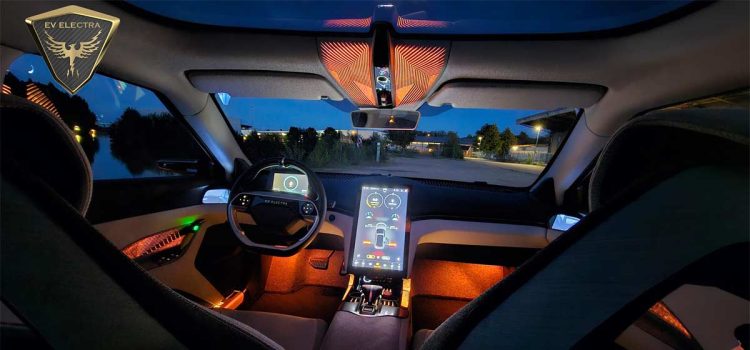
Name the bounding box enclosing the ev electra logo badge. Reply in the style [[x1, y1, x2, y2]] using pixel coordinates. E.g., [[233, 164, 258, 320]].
[[25, 5, 119, 94]]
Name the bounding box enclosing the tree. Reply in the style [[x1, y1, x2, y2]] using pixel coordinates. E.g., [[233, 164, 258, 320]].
[[286, 127, 302, 147], [441, 132, 464, 159], [475, 124, 501, 154], [497, 127, 518, 160], [387, 130, 417, 151], [517, 131, 532, 145], [302, 127, 318, 154], [109, 109, 204, 174], [3, 72, 25, 97], [322, 127, 339, 146]]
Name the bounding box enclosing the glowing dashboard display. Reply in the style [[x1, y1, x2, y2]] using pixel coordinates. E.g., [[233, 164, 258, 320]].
[[271, 173, 309, 195], [351, 185, 408, 273]]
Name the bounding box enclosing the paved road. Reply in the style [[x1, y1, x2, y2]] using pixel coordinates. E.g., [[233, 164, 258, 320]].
[[317, 156, 544, 187]]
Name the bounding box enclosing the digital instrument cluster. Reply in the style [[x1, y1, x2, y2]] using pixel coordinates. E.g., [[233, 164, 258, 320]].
[[350, 185, 409, 275], [271, 173, 309, 195]]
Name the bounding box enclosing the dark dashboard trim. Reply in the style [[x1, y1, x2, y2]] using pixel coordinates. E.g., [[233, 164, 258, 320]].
[[319, 173, 554, 228]]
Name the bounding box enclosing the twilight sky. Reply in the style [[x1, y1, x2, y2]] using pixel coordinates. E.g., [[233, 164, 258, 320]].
[[9, 54, 544, 136], [218, 95, 541, 137]]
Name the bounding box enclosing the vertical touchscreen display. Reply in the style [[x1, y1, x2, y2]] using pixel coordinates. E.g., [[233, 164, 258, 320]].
[[351, 186, 408, 272]]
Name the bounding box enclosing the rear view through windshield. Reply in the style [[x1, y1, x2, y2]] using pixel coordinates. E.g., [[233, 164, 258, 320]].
[[218, 95, 578, 187]]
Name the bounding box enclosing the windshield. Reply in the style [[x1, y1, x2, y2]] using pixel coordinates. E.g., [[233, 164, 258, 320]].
[[218, 95, 577, 187], [130, 1, 692, 35]]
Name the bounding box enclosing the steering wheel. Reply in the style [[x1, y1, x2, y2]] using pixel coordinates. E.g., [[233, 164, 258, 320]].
[[227, 158, 327, 256]]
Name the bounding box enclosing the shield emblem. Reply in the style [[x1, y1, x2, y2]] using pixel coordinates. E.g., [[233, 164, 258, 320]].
[[25, 5, 119, 94]]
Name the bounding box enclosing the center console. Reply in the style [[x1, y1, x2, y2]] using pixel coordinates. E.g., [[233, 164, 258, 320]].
[[320, 185, 412, 350], [344, 185, 410, 317]]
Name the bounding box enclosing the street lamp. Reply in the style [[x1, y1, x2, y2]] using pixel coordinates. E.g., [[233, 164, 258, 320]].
[[533, 125, 543, 163]]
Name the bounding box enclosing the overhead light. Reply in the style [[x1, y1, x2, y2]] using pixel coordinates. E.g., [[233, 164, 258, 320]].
[[392, 42, 448, 106], [319, 40, 376, 107]]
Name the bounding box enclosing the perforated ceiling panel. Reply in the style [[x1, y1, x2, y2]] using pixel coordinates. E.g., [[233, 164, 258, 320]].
[[319, 40, 376, 107], [324, 17, 372, 29], [392, 42, 448, 106]]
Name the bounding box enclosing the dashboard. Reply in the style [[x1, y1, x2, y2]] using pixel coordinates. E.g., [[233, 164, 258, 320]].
[[249, 171, 552, 226], [221, 170, 551, 274], [349, 185, 409, 276]]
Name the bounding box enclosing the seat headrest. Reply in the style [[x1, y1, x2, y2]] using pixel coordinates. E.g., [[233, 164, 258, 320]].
[[1, 94, 93, 215], [589, 108, 749, 212]]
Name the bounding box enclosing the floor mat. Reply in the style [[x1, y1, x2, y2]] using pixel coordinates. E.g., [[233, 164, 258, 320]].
[[411, 296, 471, 331], [248, 286, 345, 323]]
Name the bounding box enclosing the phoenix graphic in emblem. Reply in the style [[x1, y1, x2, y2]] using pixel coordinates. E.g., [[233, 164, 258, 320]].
[[44, 30, 102, 77]]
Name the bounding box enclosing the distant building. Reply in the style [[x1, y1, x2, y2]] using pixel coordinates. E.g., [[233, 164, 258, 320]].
[[408, 135, 474, 156], [507, 144, 550, 163], [251, 129, 384, 142], [240, 124, 252, 136], [516, 108, 578, 156]]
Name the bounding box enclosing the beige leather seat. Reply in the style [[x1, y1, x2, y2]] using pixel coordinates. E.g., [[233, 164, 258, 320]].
[[216, 310, 327, 350]]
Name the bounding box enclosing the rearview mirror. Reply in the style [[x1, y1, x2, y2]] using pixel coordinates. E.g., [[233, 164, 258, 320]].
[[351, 109, 420, 130]]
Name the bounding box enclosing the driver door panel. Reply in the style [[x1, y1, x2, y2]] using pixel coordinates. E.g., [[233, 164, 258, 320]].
[[95, 203, 230, 305]]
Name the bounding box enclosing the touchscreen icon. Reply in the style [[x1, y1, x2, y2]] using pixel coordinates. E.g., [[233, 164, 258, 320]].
[[366, 192, 383, 208], [384, 193, 401, 210], [283, 176, 299, 191], [375, 229, 386, 249]]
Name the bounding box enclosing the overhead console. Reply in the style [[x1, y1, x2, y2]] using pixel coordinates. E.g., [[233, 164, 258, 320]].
[[318, 26, 449, 109]]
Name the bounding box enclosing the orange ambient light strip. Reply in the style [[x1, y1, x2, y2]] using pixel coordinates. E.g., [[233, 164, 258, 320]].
[[648, 301, 692, 338], [26, 83, 61, 118], [121, 227, 184, 259], [396, 16, 448, 29], [324, 17, 372, 29], [319, 40, 377, 107], [392, 42, 448, 106]]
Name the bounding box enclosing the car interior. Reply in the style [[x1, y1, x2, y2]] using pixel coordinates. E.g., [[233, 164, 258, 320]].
[[0, 1, 748, 349]]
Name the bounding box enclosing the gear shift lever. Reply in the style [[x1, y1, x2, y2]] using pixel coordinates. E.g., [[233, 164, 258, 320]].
[[360, 284, 383, 315], [362, 284, 383, 305]]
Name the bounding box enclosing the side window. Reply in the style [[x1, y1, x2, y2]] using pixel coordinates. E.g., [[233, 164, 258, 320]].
[[2, 54, 208, 180]]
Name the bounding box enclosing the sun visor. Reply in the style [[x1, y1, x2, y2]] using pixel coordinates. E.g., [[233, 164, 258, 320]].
[[427, 80, 606, 110], [187, 71, 343, 101]]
